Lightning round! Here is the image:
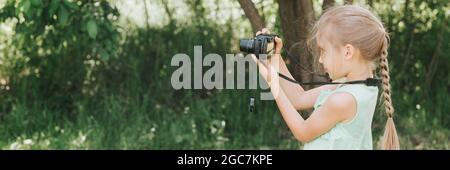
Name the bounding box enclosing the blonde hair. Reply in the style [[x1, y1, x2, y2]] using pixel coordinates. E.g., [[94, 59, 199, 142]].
[[309, 5, 400, 150]]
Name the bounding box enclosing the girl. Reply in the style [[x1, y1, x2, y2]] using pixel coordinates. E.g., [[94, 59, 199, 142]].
[[252, 5, 399, 150]]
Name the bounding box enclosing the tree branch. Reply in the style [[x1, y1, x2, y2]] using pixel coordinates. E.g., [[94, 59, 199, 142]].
[[237, 0, 265, 34], [143, 0, 150, 29], [160, 0, 174, 23], [426, 18, 447, 88]]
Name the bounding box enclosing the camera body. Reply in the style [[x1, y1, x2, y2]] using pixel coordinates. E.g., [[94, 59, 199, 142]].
[[239, 34, 276, 58]]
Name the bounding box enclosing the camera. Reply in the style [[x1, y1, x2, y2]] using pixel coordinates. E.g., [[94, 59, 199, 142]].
[[239, 34, 276, 58]]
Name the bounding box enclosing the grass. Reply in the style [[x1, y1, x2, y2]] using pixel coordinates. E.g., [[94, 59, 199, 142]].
[[0, 84, 448, 150]]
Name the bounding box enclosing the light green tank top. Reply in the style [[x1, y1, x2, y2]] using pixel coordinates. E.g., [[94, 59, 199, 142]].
[[303, 84, 379, 150]]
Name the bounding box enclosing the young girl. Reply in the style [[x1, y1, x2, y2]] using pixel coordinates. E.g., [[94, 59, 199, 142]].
[[252, 5, 399, 150]]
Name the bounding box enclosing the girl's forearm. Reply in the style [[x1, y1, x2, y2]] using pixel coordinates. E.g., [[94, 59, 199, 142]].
[[270, 81, 306, 141], [273, 54, 305, 109]]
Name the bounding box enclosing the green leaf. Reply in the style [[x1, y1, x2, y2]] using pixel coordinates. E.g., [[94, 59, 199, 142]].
[[86, 20, 98, 39], [63, 0, 80, 10], [16, 1, 23, 16], [49, 0, 60, 18], [99, 48, 110, 61], [58, 5, 69, 26], [22, 0, 31, 14], [31, 0, 42, 7]]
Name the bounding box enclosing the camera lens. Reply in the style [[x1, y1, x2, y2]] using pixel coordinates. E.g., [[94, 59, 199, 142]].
[[239, 39, 254, 54]]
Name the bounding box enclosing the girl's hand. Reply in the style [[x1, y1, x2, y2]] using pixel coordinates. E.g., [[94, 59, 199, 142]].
[[256, 28, 283, 54], [254, 28, 284, 76], [252, 28, 284, 87], [251, 54, 278, 87]]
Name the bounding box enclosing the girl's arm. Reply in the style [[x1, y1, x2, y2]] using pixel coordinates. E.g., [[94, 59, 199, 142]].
[[271, 54, 336, 110], [254, 55, 356, 142], [255, 28, 324, 110], [273, 86, 356, 142]]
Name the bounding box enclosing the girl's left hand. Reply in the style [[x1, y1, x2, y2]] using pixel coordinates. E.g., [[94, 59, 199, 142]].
[[251, 54, 278, 87]]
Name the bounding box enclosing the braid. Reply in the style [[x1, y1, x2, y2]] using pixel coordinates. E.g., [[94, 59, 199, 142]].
[[380, 43, 394, 117], [379, 33, 400, 150]]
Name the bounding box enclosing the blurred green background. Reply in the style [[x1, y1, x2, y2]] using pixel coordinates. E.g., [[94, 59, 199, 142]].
[[0, 0, 448, 149]]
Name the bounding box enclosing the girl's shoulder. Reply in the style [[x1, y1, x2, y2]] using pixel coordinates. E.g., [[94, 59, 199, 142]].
[[335, 84, 379, 102], [322, 91, 358, 123]]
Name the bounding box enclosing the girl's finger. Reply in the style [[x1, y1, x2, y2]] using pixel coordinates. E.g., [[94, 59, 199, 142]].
[[275, 37, 282, 43], [261, 28, 267, 34], [262, 28, 270, 35], [256, 31, 262, 36]]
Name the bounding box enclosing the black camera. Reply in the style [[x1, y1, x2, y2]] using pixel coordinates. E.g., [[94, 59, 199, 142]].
[[239, 34, 277, 58]]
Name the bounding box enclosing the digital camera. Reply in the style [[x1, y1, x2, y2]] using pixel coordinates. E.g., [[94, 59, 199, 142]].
[[239, 34, 276, 58]]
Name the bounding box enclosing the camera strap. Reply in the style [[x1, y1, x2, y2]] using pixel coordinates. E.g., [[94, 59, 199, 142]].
[[277, 72, 381, 86]]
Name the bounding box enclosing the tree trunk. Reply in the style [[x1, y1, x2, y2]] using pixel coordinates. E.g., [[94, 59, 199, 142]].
[[238, 0, 327, 91], [344, 0, 354, 5], [237, 0, 265, 34], [277, 0, 320, 90]]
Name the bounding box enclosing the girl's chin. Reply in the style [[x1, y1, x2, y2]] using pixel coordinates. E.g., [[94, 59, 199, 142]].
[[325, 72, 332, 79]]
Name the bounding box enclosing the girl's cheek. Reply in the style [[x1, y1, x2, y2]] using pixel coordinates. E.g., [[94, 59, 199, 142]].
[[324, 56, 331, 70], [324, 58, 334, 78]]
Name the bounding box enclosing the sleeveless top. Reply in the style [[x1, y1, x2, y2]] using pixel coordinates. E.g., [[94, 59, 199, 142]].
[[303, 84, 379, 150]]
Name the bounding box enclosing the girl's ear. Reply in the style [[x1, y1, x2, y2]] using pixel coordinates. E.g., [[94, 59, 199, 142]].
[[344, 44, 354, 60]]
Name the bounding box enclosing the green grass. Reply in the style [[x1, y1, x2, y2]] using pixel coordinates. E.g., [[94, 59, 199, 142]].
[[0, 86, 448, 150]]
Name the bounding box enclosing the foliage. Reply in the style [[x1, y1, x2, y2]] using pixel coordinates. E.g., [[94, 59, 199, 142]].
[[0, 0, 120, 111], [0, 0, 448, 149]]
